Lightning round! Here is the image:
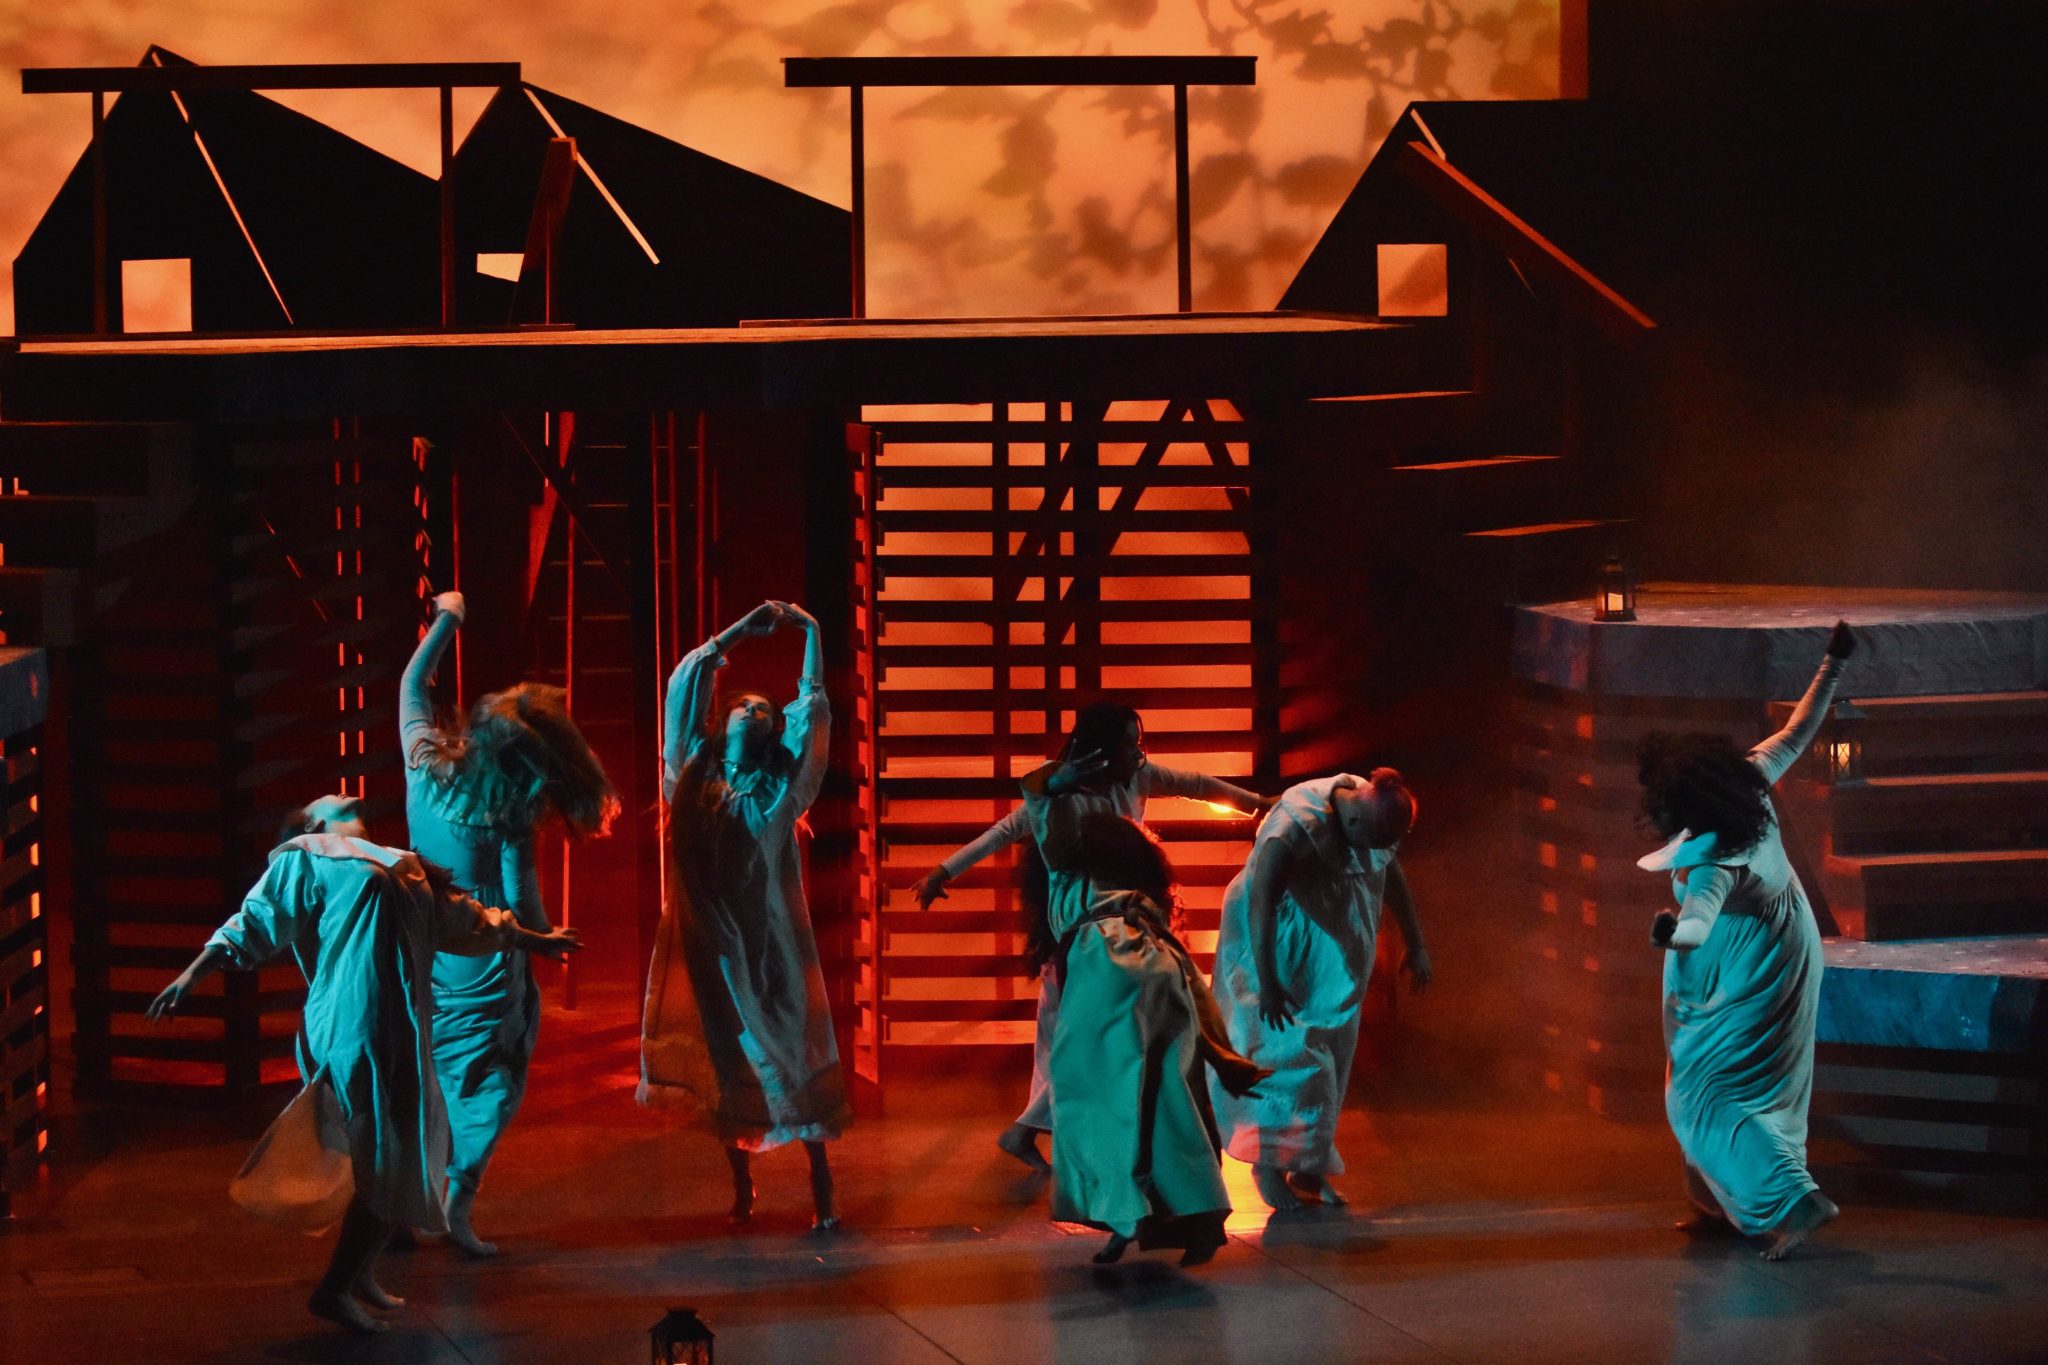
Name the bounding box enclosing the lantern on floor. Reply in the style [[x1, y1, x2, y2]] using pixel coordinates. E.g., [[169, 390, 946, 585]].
[[651, 1307, 715, 1365], [1824, 700, 1867, 785], [1594, 553, 1636, 622]]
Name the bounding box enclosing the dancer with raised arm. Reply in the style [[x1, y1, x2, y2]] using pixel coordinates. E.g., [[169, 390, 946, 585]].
[[1209, 769, 1431, 1212], [641, 600, 848, 1228], [1636, 620, 1856, 1260], [914, 701, 1268, 1171], [401, 590, 617, 1255], [1021, 759, 1266, 1266], [148, 795, 580, 1333]]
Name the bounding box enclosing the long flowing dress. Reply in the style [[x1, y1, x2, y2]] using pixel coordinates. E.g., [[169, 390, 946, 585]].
[[401, 614, 548, 1196], [1638, 653, 1844, 1234], [639, 638, 848, 1148], [942, 764, 1263, 1130], [1208, 775, 1397, 1178], [206, 834, 522, 1228], [1025, 769, 1242, 1249]]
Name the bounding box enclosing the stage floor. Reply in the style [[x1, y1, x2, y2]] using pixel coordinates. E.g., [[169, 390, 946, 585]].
[[5, 987, 2046, 1364]]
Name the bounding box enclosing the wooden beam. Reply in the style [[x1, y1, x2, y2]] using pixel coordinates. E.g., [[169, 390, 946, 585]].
[[783, 56, 1254, 88], [23, 62, 520, 93], [1396, 140, 1655, 340]]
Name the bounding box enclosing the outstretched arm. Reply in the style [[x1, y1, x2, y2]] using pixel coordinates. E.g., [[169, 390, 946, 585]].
[[150, 850, 319, 1019], [401, 592, 464, 768], [773, 603, 833, 819], [1651, 863, 1738, 951], [1383, 857, 1431, 990], [1246, 835, 1298, 1029], [1141, 760, 1270, 817], [436, 889, 582, 961], [917, 807, 1031, 909], [1750, 620, 1855, 785]]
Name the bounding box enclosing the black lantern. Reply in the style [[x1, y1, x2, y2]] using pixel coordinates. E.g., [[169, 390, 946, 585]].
[[1824, 700, 1866, 785], [651, 1307, 715, 1365], [1594, 553, 1636, 622]]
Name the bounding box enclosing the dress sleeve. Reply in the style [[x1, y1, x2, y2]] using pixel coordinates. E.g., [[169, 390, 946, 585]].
[[938, 807, 1032, 880], [1668, 864, 1739, 949], [500, 835, 548, 932], [207, 851, 321, 969], [433, 890, 524, 956], [759, 685, 832, 828], [1020, 762, 1085, 871], [663, 640, 724, 802], [1749, 654, 1847, 786], [1138, 760, 1263, 814], [400, 611, 458, 771]]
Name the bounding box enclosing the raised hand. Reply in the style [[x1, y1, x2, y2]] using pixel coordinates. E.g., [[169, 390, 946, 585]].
[[1047, 748, 1110, 796], [433, 590, 466, 625], [1827, 619, 1856, 659], [772, 600, 819, 631], [735, 602, 783, 639], [914, 869, 951, 911], [1651, 910, 1680, 948]]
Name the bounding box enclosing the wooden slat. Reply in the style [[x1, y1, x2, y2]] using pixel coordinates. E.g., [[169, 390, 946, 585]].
[[22, 62, 520, 93], [783, 56, 1256, 88]]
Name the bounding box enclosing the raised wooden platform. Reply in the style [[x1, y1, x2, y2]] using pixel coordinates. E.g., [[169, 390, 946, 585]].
[[0, 313, 1441, 422]]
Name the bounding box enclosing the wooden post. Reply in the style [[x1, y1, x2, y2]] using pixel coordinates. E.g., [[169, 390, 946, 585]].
[[439, 85, 455, 328], [1173, 84, 1192, 313], [629, 416, 664, 972], [849, 85, 866, 319], [91, 91, 108, 334]]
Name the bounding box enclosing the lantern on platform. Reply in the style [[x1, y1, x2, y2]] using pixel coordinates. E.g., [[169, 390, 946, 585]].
[[1594, 554, 1636, 622], [1824, 700, 1867, 785], [651, 1307, 715, 1365]]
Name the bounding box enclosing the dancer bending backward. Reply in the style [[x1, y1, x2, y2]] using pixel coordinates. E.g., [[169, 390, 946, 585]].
[[916, 701, 1267, 1171], [149, 795, 580, 1333], [1637, 620, 1856, 1260], [1022, 762, 1267, 1266], [401, 590, 618, 1255], [1209, 770, 1432, 1211], [640, 601, 849, 1228]]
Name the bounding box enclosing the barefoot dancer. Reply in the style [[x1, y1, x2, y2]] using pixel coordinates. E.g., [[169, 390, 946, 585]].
[[148, 796, 580, 1333], [402, 590, 618, 1255], [914, 702, 1267, 1171], [1209, 770, 1431, 1211], [1022, 767, 1266, 1266], [1637, 621, 1856, 1260], [640, 601, 848, 1228]]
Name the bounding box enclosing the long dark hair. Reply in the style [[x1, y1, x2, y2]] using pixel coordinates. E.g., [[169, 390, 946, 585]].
[[1636, 731, 1772, 858], [1060, 700, 1144, 787], [1015, 813, 1181, 973], [416, 683, 619, 838]]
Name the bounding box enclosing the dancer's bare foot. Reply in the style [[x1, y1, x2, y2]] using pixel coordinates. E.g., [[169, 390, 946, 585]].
[[352, 1274, 405, 1312], [727, 1184, 754, 1226], [443, 1185, 498, 1258], [1180, 1241, 1223, 1267], [1251, 1163, 1304, 1211], [309, 1288, 387, 1334], [1092, 1233, 1131, 1264], [812, 1214, 842, 1232], [1286, 1171, 1347, 1206], [997, 1123, 1051, 1173], [1761, 1191, 1838, 1260]]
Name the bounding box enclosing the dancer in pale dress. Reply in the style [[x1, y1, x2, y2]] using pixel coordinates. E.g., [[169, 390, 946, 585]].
[[640, 600, 849, 1227], [1637, 620, 1855, 1260], [1209, 769, 1432, 1210], [914, 702, 1267, 1171], [148, 795, 580, 1332], [402, 590, 617, 1254], [1021, 760, 1267, 1265]]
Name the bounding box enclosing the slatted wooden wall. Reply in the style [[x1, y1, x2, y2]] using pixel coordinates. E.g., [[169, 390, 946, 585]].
[[848, 399, 1280, 1071], [73, 425, 436, 1099], [0, 648, 50, 1215]]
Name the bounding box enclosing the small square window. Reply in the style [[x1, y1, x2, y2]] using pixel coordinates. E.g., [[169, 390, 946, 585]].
[[1376, 243, 1448, 317], [120, 258, 192, 332]]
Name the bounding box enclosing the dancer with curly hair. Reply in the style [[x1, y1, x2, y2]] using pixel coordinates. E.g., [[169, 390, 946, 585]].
[[1635, 620, 1856, 1260], [401, 590, 618, 1254]]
